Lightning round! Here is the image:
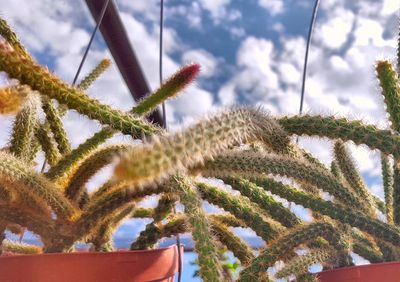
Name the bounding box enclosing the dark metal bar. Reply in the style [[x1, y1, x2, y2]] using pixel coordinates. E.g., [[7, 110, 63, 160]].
[[84, 0, 164, 127]]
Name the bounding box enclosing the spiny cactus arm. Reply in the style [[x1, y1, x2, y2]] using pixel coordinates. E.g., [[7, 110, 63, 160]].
[[0, 203, 55, 241], [221, 176, 301, 228], [35, 125, 61, 166], [210, 219, 255, 266], [279, 115, 400, 156], [196, 182, 283, 242], [275, 248, 335, 279], [0, 42, 158, 137], [376, 60, 400, 131], [132, 64, 200, 116], [45, 128, 114, 180], [397, 21, 400, 75], [0, 17, 29, 57], [153, 193, 179, 222], [393, 166, 400, 225], [77, 59, 111, 91], [333, 141, 376, 214], [353, 241, 384, 263], [174, 175, 224, 281], [129, 193, 178, 249], [209, 214, 245, 228], [200, 151, 362, 209], [1, 239, 42, 254], [373, 196, 386, 214], [238, 222, 339, 281], [131, 207, 154, 218], [90, 203, 135, 251], [75, 181, 171, 239], [0, 85, 28, 115], [64, 144, 131, 202], [41, 97, 71, 155], [376, 240, 400, 261], [381, 155, 395, 223], [297, 273, 319, 282], [131, 214, 187, 250], [9, 92, 41, 162], [0, 151, 76, 219], [251, 177, 400, 247], [114, 108, 290, 187]]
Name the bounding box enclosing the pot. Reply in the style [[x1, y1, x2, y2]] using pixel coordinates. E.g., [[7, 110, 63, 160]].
[[0, 245, 183, 282], [316, 261, 400, 282]]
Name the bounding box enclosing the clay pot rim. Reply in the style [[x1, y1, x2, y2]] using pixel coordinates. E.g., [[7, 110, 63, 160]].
[[0, 244, 184, 259], [317, 260, 400, 275]]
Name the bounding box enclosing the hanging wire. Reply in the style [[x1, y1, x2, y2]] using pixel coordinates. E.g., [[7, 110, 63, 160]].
[[39, 0, 110, 174], [298, 0, 320, 115], [158, 1, 183, 281]]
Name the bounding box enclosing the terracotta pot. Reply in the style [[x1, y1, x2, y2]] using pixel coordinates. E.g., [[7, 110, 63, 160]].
[[316, 261, 400, 282], [0, 245, 183, 282]]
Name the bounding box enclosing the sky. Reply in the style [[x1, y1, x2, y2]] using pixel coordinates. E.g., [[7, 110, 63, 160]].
[[0, 0, 399, 280]]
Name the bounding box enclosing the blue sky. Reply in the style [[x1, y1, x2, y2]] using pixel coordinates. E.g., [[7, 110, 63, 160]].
[[0, 0, 399, 280]]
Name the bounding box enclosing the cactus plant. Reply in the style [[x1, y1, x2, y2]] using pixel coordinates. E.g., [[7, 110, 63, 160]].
[[0, 10, 399, 282]]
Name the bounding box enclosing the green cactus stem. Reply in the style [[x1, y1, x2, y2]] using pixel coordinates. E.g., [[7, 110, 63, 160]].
[[35, 125, 61, 166], [221, 176, 301, 228], [9, 92, 41, 162], [45, 128, 114, 181], [65, 144, 130, 202], [201, 151, 362, 209], [381, 154, 394, 224], [333, 141, 376, 214], [114, 108, 289, 188], [0, 17, 29, 57], [0, 41, 157, 137], [77, 59, 111, 91], [275, 248, 334, 279], [174, 175, 224, 281], [0, 203, 55, 242], [377, 240, 400, 261], [210, 218, 255, 266], [131, 207, 154, 218], [209, 214, 246, 228], [238, 222, 340, 281], [132, 64, 200, 116], [75, 180, 172, 239], [41, 97, 71, 155], [90, 203, 135, 251], [251, 177, 400, 247], [1, 239, 42, 254], [350, 229, 383, 263], [0, 151, 75, 219], [278, 115, 400, 157], [376, 60, 400, 131], [130, 214, 187, 250], [129, 193, 178, 250], [196, 182, 283, 242], [393, 166, 400, 225]]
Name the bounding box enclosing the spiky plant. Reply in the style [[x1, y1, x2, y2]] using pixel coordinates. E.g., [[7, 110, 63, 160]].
[[0, 13, 399, 282]]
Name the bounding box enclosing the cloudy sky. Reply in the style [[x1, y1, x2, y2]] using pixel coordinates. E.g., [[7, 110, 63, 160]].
[[0, 0, 398, 278]]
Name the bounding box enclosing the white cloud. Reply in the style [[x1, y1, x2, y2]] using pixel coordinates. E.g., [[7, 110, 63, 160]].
[[198, 0, 231, 20], [258, 0, 284, 15], [315, 7, 355, 49]]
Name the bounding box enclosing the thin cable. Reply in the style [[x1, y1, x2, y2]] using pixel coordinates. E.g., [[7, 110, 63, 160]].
[[295, 0, 320, 146], [40, 0, 110, 174], [72, 0, 110, 85], [158, 1, 182, 281], [298, 0, 320, 115]]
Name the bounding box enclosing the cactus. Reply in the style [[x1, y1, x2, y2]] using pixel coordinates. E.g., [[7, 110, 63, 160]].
[[77, 59, 111, 91], [0, 85, 28, 114], [1, 12, 400, 281], [9, 92, 41, 162], [275, 248, 335, 279]]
